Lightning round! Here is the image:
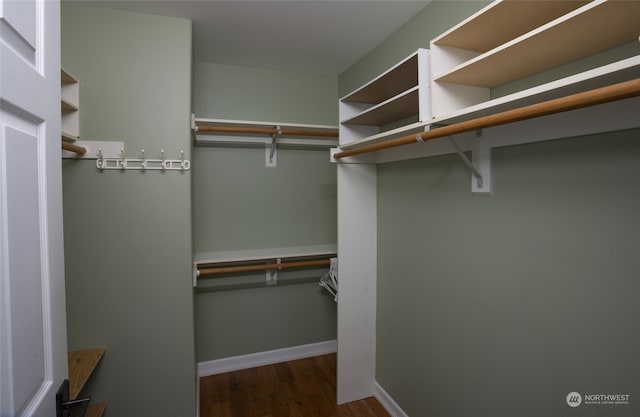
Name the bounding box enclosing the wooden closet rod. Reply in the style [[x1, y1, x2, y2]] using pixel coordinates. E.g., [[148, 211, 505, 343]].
[[197, 125, 338, 138], [62, 141, 87, 155], [334, 78, 640, 159], [198, 258, 332, 277]]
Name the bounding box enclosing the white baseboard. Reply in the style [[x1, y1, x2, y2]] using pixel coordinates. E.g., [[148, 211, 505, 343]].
[[198, 339, 337, 377], [374, 381, 409, 417]]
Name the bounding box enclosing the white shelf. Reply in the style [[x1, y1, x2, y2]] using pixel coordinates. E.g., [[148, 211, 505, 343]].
[[430, 0, 640, 118], [341, 51, 422, 104], [194, 117, 338, 148], [433, 55, 640, 126], [339, 49, 430, 144], [341, 86, 419, 126], [338, 121, 430, 151], [433, 1, 589, 54], [195, 117, 337, 131], [193, 244, 337, 287], [62, 131, 80, 142], [334, 0, 640, 173], [61, 68, 80, 140], [61, 98, 78, 111], [194, 244, 337, 266]]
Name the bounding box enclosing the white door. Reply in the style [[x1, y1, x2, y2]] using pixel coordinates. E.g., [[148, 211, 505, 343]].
[[0, 0, 68, 416]]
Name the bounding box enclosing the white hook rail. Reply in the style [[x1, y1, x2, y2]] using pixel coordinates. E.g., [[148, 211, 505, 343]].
[[96, 148, 190, 171]]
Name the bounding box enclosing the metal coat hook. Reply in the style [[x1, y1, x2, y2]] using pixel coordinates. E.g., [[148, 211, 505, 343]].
[[94, 148, 191, 172], [97, 148, 105, 170]]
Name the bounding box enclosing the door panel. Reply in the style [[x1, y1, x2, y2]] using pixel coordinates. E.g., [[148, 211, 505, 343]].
[[0, 1, 67, 416], [2, 125, 46, 416], [0, 0, 37, 66]]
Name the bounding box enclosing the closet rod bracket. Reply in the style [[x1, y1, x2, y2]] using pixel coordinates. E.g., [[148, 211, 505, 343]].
[[266, 126, 281, 167], [266, 258, 280, 286], [447, 135, 492, 195]]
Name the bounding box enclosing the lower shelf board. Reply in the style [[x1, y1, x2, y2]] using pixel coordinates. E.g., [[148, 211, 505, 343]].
[[86, 402, 107, 417], [68, 348, 106, 399]]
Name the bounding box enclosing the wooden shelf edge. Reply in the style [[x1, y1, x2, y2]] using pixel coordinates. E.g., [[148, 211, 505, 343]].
[[68, 348, 105, 400]]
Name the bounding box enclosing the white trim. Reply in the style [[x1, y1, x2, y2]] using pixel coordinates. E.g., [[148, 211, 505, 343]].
[[374, 382, 410, 417], [195, 117, 337, 131], [195, 376, 200, 417], [197, 340, 337, 377]]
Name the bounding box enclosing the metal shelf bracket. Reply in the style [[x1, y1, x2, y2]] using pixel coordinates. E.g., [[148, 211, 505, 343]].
[[266, 258, 280, 285], [266, 125, 281, 167], [471, 132, 492, 195], [448, 133, 492, 195]]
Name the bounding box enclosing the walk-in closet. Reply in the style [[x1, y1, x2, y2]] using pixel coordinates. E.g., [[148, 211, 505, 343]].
[[45, 1, 640, 416]]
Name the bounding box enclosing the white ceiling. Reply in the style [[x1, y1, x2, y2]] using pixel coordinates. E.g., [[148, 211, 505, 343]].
[[84, 1, 431, 75]]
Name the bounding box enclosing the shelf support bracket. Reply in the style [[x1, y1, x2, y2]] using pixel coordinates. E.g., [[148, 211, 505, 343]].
[[266, 126, 281, 167], [266, 258, 280, 286], [471, 132, 492, 195], [447, 135, 492, 195]]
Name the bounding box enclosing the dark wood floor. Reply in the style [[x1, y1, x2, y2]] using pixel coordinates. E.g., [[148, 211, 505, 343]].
[[200, 353, 391, 417]]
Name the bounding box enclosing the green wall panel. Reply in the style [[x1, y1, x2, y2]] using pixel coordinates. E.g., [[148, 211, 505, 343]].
[[196, 281, 337, 361], [339, 1, 640, 415], [192, 63, 338, 361], [193, 146, 337, 252], [62, 5, 195, 417], [376, 129, 640, 416], [194, 62, 338, 124]]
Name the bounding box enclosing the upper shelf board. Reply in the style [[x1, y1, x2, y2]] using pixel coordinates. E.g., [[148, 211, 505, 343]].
[[433, 0, 589, 52], [61, 68, 78, 83], [433, 55, 640, 126], [435, 0, 640, 88], [340, 86, 419, 126], [340, 49, 426, 104], [195, 118, 337, 132]]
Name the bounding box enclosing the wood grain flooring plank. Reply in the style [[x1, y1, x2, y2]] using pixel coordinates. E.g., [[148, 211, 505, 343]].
[[200, 354, 390, 417]]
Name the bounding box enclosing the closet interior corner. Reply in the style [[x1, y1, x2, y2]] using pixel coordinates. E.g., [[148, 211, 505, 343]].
[[56, 0, 640, 415]]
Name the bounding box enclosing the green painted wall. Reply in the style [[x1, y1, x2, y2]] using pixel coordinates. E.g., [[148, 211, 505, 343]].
[[193, 64, 338, 361], [377, 130, 640, 416], [61, 4, 195, 417], [339, 1, 489, 96], [194, 62, 337, 124], [338, 1, 640, 416]]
